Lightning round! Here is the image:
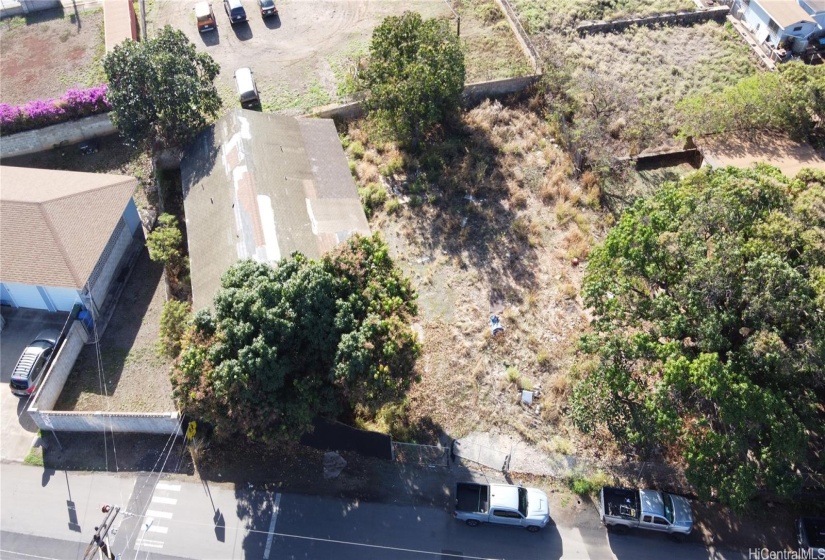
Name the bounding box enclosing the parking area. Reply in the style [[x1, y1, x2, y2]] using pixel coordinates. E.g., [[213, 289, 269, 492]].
[[0, 308, 69, 461], [148, 0, 456, 112]]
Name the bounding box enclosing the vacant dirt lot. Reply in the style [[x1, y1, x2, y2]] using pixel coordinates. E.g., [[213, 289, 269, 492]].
[[148, 0, 528, 113], [0, 7, 105, 105], [344, 98, 603, 458]]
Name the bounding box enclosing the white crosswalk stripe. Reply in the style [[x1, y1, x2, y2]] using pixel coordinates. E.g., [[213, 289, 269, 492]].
[[155, 483, 181, 492], [145, 509, 174, 520], [151, 496, 178, 505]]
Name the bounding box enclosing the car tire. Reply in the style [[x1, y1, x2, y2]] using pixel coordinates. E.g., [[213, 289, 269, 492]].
[[526, 525, 541, 533], [608, 524, 629, 535], [465, 519, 480, 527]]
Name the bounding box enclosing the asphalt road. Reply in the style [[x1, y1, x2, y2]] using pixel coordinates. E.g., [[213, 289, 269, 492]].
[[0, 462, 750, 560]]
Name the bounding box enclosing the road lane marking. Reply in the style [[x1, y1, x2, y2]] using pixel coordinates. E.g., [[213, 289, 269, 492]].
[[263, 493, 282, 560], [155, 482, 181, 491], [145, 509, 174, 519], [151, 496, 178, 505], [147, 525, 169, 534]]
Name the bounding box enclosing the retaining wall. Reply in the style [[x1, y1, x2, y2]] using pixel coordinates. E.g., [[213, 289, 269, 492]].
[[576, 6, 729, 35], [29, 321, 89, 412], [29, 410, 182, 434], [0, 113, 116, 160], [310, 75, 541, 121]]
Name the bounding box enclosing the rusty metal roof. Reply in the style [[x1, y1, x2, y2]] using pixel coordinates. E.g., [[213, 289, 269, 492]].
[[0, 166, 137, 289], [181, 110, 370, 311]]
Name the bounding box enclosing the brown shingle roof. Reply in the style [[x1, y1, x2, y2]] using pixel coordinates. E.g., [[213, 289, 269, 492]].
[[0, 166, 138, 289]]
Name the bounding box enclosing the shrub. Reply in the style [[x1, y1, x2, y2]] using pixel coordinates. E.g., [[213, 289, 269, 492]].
[[0, 85, 110, 135], [358, 182, 388, 216], [570, 471, 610, 496], [349, 141, 366, 159], [160, 300, 192, 357]]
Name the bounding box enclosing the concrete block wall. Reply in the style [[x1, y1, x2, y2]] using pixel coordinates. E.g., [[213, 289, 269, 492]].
[[0, 113, 116, 160], [28, 321, 89, 412], [310, 75, 541, 121], [576, 6, 729, 35], [29, 410, 182, 434]]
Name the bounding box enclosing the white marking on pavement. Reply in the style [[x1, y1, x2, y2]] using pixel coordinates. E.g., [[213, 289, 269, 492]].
[[147, 525, 169, 534], [135, 538, 164, 549], [151, 496, 178, 505], [145, 509, 174, 519], [0, 550, 62, 560], [155, 482, 181, 491], [263, 493, 282, 560]]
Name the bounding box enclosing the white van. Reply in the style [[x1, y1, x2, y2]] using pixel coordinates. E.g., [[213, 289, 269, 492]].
[[234, 67, 260, 109]]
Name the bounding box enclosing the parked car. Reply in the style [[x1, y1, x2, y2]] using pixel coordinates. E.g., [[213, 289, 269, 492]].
[[599, 486, 693, 537], [797, 517, 825, 557], [257, 0, 277, 18], [8, 329, 61, 397], [234, 67, 260, 108], [195, 1, 217, 32], [453, 482, 550, 532], [223, 0, 247, 24]]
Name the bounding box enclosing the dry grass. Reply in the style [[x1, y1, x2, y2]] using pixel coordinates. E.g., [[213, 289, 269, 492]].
[[343, 100, 605, 448], [513, 0, 696, 32], [557, 21, 762, 150]]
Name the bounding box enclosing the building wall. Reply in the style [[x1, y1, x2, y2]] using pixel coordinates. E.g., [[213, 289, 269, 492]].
[[87, 212, 141, 315], [1, 282, 49, 310], [744, 0, 781, 44]]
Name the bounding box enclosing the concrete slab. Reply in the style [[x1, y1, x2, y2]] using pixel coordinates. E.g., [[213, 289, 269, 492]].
[[0, 308, 69, 461]]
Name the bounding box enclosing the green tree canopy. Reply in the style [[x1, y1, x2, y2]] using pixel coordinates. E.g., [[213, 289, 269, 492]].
[[361, 11, 465, 150], [103, 25, 221, 152], [678, 62, 825, 142], [171, 234, 421, 442], [573, 165, 825, 510]]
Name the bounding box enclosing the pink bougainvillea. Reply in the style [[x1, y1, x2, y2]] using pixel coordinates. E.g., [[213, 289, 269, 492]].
[[0, 85, 110, 136]]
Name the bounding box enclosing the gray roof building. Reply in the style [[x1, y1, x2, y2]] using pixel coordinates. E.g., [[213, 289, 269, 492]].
[[181, 110, 370, 311]]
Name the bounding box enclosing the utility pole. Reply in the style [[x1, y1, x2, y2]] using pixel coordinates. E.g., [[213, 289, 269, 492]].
[[82, 505, 120, 560]]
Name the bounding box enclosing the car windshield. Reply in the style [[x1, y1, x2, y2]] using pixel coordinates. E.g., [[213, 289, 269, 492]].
[[662, 493, 675, 524], [261, 0, 274, 7], [518, 487, 528, 517]]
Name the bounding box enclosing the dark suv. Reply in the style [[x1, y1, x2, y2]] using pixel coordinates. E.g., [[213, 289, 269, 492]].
[[797, 517, 825, 557], [257, 0, 277, 18], [9, 329, 60, 397], [223, 0, 247, 24]]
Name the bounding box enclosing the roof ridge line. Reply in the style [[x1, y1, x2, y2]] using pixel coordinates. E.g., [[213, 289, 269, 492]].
[[38, 202, 84, 289]]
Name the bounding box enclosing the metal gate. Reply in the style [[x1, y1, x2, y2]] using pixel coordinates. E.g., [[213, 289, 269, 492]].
[[392, 441, 450, 467]]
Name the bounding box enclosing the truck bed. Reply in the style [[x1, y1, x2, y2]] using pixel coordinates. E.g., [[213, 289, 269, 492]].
[[456, 483, 489, 514], [602, 487, 640, 519]]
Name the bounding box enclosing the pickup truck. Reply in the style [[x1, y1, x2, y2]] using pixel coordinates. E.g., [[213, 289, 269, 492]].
[[453, 482, 550, 532], [599, 486, 693, 536]]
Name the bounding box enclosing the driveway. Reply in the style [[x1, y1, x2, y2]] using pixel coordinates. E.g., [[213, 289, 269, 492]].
[[148, 0, 453, 112], [0, 308, 69, 461]]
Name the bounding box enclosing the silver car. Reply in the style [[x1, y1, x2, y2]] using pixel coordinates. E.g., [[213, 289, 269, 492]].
[[8, 329, 60, 397]]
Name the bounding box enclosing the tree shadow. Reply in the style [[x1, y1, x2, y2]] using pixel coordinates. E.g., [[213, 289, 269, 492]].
[[382, 101, 541, 310]]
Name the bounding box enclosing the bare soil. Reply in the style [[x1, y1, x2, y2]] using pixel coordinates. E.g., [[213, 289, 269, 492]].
[[0, 7, 105, 105], [148, 0, 528, 113]]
